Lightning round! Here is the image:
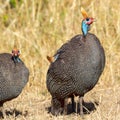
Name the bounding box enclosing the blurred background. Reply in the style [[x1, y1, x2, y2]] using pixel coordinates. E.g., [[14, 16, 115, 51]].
[[0, 0, 119, 119]]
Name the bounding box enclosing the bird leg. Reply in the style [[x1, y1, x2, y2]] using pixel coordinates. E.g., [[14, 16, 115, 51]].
[[71, 95, 75, 112], [79, 96, 84, 115], [64, 95, 75, 115], [63, 98, 68, 115]]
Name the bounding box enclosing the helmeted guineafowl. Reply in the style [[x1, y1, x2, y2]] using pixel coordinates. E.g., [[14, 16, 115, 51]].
[[46, 7, 105, 116], [0, 48, 29, 117]]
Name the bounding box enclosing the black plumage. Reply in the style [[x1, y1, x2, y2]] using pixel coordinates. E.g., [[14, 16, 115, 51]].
[[0, 53, 29, 115], [46, 33, 105, 115]]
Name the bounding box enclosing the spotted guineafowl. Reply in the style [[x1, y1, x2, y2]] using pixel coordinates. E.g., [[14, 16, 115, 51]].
[[0, 48, 29, 117], [46, 7, 105, 116]]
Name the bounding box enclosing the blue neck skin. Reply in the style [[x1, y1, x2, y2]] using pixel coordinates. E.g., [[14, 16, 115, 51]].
[[81, 20, 90, 37], [12, 56, 21, 63]]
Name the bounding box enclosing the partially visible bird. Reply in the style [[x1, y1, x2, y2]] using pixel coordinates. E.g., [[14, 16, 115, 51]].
[[0, 48, 29, 117], [11, 48, 21, 63], [46, 7, 105, 116]]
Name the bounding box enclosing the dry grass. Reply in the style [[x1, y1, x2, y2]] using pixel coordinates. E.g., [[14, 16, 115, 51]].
[[0, 0, 120, 119]]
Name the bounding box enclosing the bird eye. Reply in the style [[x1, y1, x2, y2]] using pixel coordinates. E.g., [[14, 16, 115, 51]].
[[18, 50, 21, 54], [86, 18, 89, 21]]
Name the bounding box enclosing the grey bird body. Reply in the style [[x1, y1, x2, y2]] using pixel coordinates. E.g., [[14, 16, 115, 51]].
[[0, 53, 29, 106], [47, 33, 105, 115]]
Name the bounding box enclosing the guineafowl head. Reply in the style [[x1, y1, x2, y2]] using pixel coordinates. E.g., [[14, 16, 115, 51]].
[[12, 48, 21, 63], [81, 7, 95, 36]]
